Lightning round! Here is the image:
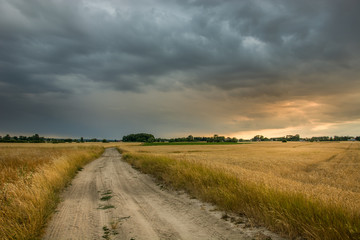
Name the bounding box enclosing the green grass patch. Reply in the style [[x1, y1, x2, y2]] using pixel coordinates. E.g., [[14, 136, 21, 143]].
[[98, 204, 115, 210], [100, 195, 113, 201], [121, 151, 360, 240], [100, 189, 113, 201], [142, 142, 246, 146]]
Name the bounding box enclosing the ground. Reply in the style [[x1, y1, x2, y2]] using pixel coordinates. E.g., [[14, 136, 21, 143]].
[[43, 148, 285, 240]]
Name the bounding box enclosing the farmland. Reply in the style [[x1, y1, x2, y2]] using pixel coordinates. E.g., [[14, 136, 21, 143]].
[[120, 141, 360, 239], [1, 141, 359, 239], [0, 143, 104, 240]]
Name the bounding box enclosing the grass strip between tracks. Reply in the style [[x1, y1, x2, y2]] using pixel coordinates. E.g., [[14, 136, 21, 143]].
[[121, 151, 360, 240]]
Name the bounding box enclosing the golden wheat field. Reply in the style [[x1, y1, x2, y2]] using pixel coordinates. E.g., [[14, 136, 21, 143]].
[[1, 141, 359, 239], [0, 143, 104, 240], [119, 141, 360, 239], [121, 141, 360, 209]]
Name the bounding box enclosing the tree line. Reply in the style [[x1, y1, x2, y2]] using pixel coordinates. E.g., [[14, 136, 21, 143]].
[[123, 133, 360, 143], [122, 133, 239, 143], [0, 134, 45, 143], [0, 134, 114, 143], [2, 133, 359, 144], [251, 134, 360, 142], [122, 133, 155, 142]]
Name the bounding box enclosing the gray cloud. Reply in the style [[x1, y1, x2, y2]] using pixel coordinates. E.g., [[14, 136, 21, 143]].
[[1, 0, 360, 138]]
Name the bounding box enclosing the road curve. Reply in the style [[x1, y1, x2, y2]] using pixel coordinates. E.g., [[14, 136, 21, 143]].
[[43, 148, 284, 240]]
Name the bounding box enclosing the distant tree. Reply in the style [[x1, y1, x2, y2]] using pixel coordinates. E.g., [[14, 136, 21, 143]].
[[27, 134, 45, 143], [33, 134, 40, 141], [294, 134, 300, 141], [3, 134, 11, 142], [252, 135, 264, 141], [90, 138, 97, 142], [102, 139, 108, 143], [187, 135, 194, 141], [311, 136, 331, 142], [80, 137, 84, 143], [122, 133, 155, 142], [19, 136, 27, 142], [194, 137, 206, 141], [333, 136, 353, 141], [216, 135, 225, 142], [286, 134, 300, 141]]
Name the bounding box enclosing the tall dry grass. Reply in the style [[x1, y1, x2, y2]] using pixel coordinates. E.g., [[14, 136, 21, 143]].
[[0, 143, 104, 240], [119, 142, 360, 239]]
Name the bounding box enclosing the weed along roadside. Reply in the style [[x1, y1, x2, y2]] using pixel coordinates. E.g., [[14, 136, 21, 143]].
[[120, 149, 360, 240], [0, 144, 104, 240]]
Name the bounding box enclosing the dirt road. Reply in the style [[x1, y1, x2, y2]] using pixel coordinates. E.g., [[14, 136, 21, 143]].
[[43, 148, 284, 240]]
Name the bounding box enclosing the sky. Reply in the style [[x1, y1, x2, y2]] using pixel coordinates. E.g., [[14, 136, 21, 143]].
[[1, 0, 360, 139]]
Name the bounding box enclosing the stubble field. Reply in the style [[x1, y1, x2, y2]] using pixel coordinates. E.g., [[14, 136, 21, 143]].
[[120, 141, 360, 239]]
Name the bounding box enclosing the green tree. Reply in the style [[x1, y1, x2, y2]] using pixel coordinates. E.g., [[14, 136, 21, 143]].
[[122, 133, 155, 142], [252, 135, 264, 141], [33, 134, 40, 141], [187, 135, 194, 141], [3, 134, 11, 142]]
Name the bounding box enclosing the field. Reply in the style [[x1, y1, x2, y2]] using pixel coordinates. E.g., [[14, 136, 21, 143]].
[[2, 141, 359, 239], [142, 142, 241, 146], [0, 143, 104, 240], [119, 141, 360, 239]]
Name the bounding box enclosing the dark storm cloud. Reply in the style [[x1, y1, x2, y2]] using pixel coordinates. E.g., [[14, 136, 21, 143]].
[[1, 0, 359, 94], [1, 0, 360, 137]]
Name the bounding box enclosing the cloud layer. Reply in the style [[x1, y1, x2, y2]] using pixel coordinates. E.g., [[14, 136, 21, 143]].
[[1, 0, 360, 138]]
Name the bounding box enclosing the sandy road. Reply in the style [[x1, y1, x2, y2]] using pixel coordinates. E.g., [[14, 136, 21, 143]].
[[43, 148, 284, 240]]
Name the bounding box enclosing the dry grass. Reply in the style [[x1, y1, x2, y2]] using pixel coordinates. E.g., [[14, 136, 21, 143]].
[[119, 141, 360, 239], [0, 143, 104, 240]]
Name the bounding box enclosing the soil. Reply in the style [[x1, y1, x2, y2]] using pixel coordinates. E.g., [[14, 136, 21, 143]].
[[43, 148, 286, 240]]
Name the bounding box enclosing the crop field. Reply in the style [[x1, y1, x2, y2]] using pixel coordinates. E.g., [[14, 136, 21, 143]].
[[120, 141, 360, 239], [0, 143, 104, 240], [142, 142, 240, 146]]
